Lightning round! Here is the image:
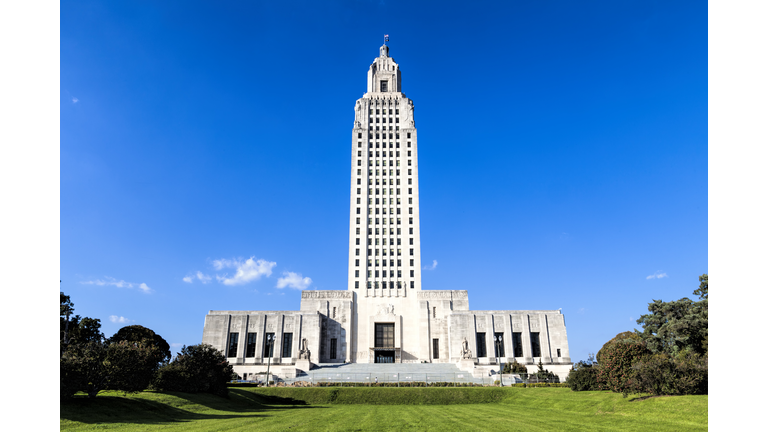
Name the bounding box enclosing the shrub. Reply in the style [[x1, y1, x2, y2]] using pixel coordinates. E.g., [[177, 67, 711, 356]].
[[567, 355, 600, 391], [631, 351, 707, 395], [502, 360, 528, 374], [152, 344, 233, 397], [534, 359, 559, 382]]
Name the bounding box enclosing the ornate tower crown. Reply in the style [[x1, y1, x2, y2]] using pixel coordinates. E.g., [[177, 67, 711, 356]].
[[367, 44, 401, 94]]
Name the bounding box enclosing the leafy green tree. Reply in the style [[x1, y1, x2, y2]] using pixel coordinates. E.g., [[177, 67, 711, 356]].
[[68, 317, 105, 345], [596, 331, 640, 365], [106, 340, 165, 393], [635, 275, 708, 356], [60, 341, 109, 399], [109, 325, 172, 363], [152, 344, 233, 397], [693, 273, 708, 300], [595, 338, 651, 395], [60, 292, 104, 354]]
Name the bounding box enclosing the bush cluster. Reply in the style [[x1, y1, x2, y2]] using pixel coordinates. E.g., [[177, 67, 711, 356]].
[[247, 387, 508, 405], [60, 292, 233, 400], [629, 351, 707, 396], [566, 357, 600, 391], [571, 275, 709, 397], [151, 344, 234, 397], [502, 360, 528, 374]]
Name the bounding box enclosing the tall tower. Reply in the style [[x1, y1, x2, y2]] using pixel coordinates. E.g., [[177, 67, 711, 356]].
[[348, 42, 422, 294]]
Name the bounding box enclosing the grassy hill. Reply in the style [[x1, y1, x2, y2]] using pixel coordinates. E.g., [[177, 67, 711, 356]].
[[60, 387, 707, 431]]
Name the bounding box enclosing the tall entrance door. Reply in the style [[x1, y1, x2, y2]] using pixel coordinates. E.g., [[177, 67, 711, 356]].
[[374, 323, 395, 363]]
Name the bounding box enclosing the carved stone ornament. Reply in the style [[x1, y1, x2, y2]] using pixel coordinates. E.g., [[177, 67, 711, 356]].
[[302, 291, 352, 299], [378, 303, 395, 315]]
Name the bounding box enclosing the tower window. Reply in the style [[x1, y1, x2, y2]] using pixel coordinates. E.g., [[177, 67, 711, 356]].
[[380, 81, 388, 92]]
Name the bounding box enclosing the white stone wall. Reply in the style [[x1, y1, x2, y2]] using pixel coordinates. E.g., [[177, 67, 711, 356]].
[[202, 311, 321, 366]]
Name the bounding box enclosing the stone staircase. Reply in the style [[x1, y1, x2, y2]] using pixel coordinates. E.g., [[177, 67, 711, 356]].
[[287, 362, 498, 385]]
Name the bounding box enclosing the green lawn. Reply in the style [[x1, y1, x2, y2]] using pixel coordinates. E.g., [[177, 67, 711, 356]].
[[60, 387, 707, 431]]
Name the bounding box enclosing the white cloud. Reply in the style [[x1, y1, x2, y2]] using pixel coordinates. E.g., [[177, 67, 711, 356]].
[[423, 260, 438, 270], [646, 271, 668, 280], [81, 276, 152, 293], [183, 271, 212, 284], [276, 271, 312, 290], [109, 315, 130, 324], [72, 97, 79, 104], [214, 257, 276, 286]]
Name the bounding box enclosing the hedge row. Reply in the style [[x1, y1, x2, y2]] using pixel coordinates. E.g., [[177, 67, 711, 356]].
[[241, 387, 512, 405]]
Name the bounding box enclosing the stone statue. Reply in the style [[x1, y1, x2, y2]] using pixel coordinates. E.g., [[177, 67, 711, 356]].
[[298, 338, 311, 361], [461, 337, 473, 359], [405, 100, 415, 127], [354, 100, 362, 128]]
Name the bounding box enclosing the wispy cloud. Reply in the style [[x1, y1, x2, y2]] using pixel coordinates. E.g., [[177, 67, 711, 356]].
[[80, 276, 153, 293], [423, 260, 438, 271], [646, 271, 668, 280], [71, 97, 79, 104], [109, 315, 130, 324], [276, 271, 312, 290], [183, 271, 212, 284], [214, 257, 276, 286]]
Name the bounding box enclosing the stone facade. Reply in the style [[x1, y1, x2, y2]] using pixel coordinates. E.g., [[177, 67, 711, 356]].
[[202, 43, 573, 381]]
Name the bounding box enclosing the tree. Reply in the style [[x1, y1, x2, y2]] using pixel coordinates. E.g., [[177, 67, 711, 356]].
[[60, 341, 109, 399], [596, 331, 640, 365], [635, 275, 708, 356], [596, 339, 651, 395], [60, 292, 104, 354], [693, 273, 708, 300], [152, 344, 233, 397], [534, 358, 559, 382], [109, 325, 171, 363], [68, 317, 105, 345], [106, 340, 165, 393]]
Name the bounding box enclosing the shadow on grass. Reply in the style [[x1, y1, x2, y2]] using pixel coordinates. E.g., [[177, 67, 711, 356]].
[[60, 389, 323, 426]]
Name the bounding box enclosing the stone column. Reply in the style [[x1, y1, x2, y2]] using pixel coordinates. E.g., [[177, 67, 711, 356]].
[[522, 314, 533, 364], [541, 314, 553, 363]]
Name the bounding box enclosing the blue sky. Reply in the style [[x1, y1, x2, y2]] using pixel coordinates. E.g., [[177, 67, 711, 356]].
[[60, 0, 707, 362]]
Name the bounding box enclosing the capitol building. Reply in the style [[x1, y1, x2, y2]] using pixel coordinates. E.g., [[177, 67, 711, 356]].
[[203, 42, 572, 381]]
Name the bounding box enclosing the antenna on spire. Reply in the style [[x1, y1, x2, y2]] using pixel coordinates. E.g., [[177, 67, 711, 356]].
[[384, 34, 389, 44]]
